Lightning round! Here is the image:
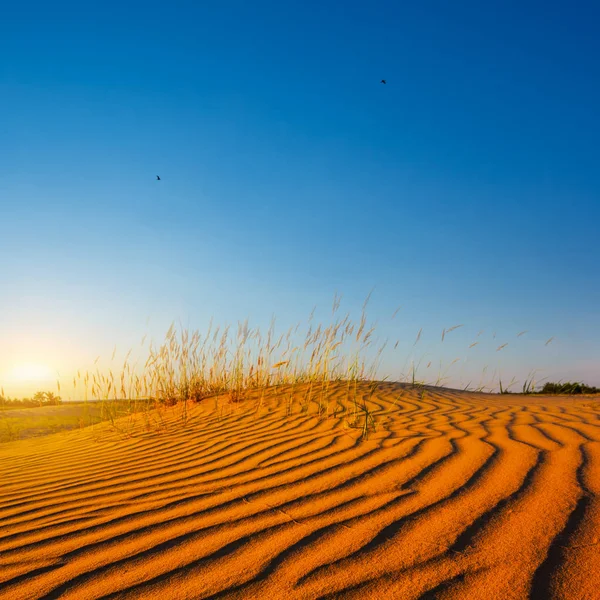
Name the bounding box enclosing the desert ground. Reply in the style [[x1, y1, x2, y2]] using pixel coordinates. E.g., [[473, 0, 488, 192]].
[[1, 382, 599, 599]]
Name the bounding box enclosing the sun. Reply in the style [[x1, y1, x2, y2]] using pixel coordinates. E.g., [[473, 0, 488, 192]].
[[10, 363, 55, 382]]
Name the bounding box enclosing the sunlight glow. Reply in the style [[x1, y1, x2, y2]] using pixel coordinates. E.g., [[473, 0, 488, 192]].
[[9, 363, 55, 383]]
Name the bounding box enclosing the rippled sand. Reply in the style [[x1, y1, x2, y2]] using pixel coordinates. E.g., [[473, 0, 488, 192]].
[[1, 382, 599, 599]]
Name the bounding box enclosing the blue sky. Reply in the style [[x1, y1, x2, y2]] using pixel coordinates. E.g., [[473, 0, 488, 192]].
[[2, 1, 599, 395]]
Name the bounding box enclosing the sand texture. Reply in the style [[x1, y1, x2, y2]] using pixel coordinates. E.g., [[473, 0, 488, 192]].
[[1, 382, 599, 599]]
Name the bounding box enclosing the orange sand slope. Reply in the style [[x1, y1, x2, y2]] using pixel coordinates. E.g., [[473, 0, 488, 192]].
[[1, 382, 599, 600]]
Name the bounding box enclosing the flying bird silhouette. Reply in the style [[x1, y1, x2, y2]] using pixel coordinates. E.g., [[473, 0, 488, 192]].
[[156, 176, 161, 180], [380, 79, 386, 84]]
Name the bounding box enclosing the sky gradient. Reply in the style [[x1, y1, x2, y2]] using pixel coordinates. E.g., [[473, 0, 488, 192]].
[[2, 1, 599, 396]]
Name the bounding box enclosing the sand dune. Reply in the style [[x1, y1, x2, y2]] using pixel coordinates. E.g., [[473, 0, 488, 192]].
[[1, 382, 599, 599]]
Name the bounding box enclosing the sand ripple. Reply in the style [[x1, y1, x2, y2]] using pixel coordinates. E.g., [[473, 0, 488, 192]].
[[1, 383, 599, 599]]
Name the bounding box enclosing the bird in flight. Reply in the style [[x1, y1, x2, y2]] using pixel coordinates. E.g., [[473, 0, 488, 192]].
[[380, 79, 386, 84], [156, 175, 161, 181]]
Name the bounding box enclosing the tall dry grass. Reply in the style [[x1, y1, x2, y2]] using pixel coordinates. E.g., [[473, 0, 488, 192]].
[[66, 296, 386, 435], [58, 295, 557, 439]]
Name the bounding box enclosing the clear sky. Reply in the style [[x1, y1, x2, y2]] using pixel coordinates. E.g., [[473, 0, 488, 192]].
[[2, 0, 599, 396]]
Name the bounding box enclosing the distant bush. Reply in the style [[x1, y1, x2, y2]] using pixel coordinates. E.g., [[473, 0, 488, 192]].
[[0, 391, 62, 408], [539, 381, 600, 395]]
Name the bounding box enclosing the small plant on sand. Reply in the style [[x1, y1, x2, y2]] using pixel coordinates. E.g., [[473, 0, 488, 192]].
[[499, 376, 517, 394], [345, 380, 381, 440], [522, 370, 545, 394]]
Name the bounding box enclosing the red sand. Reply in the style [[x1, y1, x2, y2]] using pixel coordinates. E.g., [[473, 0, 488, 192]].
[[1, 382, 599, 599]]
